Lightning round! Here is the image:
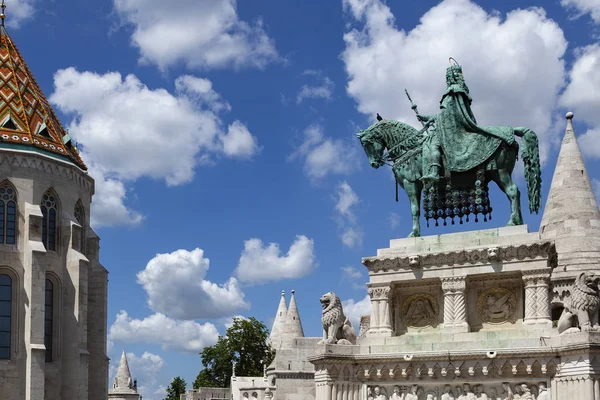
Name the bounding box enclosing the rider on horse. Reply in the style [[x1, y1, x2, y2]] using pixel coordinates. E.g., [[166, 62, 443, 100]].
[[416, 59, 516, 183]]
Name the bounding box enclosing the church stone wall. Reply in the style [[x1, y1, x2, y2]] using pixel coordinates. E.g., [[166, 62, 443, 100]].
[[0, 151, 108, 400]]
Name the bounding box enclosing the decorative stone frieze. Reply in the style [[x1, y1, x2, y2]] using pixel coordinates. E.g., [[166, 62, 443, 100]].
[[366, 381, 547, 400], [0, 152, 93, 194]]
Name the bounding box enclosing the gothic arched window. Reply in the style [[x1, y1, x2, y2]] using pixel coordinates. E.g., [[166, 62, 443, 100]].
[[0, 181, 17, 245], [44, 279, 53, 362], [74, 200, 85, 253], [41, 189, 59, 251], [0, 274, 11, 359]]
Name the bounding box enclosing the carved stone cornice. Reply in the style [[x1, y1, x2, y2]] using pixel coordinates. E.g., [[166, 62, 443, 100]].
[[0, 150, 93, 194], [362, 242, 555, 273], [308, 348, 561, 364]]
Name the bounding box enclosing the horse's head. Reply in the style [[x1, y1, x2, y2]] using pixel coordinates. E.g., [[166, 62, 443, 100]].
[[356, 123, 386, 169]]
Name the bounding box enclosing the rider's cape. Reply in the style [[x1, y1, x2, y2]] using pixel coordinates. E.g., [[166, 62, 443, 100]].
[[434, 84, 515, 172]]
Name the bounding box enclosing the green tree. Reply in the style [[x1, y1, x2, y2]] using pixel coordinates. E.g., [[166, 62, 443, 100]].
[[164, 376, 187, 400], [193, 317, 275, 389]]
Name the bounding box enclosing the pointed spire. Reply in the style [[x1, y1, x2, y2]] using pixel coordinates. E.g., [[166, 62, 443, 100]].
[[0, 23, 86, 169], [540, 112, 600, 271], [282, 290, 304, 339], [268, 290, 287, 349], [109, 350, 140, 397], [116, 350, 132, 387], [1, 1, 6, 27]]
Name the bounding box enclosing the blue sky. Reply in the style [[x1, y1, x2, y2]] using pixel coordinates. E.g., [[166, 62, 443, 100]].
[[8, 0, 600, 398]]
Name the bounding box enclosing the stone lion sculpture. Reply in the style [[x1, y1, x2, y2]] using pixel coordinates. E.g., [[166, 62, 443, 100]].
[[318, 292, 357, 345], [558, 272, 600, 334]]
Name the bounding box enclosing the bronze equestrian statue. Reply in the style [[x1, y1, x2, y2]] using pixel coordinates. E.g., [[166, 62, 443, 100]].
[[357, 59, 541, 237]]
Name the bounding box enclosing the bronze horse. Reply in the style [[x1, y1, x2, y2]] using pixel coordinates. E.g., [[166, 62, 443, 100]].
[[357, 120, 541, 237]]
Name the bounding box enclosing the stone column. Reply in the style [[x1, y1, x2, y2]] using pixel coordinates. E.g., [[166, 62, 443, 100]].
[[535, 276, 552, 326], [367, 286, 392, 337], [522, 272, 551, 327], [441, 277, 469, 333], [315, 367, 333, 400], [522, 274, 538, 326]]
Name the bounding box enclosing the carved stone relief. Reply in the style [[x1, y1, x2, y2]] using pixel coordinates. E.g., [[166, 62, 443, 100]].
[[402, 293, 438, 328], [477, 287, 517, 324], [365, 382, 548, 400]]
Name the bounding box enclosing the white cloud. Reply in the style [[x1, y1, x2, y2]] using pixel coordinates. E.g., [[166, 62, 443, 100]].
[[113, 0, 278, 71], [341, 226, 363, 248], [5, 0, 35, 28], [224, 315, 246, 330], [389, 212, 401, 229], [235, 235, 316, 284], [290, 124, 360, 180], [335, 182, 363, 248], [129, 351, 165, 377], [342, 0, 568, 161], [579, 129, 600, 159], [88, 164, 143, 227], [109, 311, 219, 353], [51, 68, 259, 227], [137, 248, 250, 320], [593, 179, 600, 203], [342, 295, 371, 330], [335, 182, 359, 221], [561, 0, 600, 23], [560, 45, 600, 125], [297, 76, 335, 104], [221, 121, 261, 158], [560, 45, 600, 159], [174, 75, 231, 113], [341, 266, 363, 279]]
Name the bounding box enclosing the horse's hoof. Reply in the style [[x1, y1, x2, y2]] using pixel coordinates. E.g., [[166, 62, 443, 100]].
[[407, 232, 420, 238]]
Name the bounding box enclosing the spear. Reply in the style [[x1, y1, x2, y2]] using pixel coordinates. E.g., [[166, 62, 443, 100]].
[[405, 89, 430, 134]]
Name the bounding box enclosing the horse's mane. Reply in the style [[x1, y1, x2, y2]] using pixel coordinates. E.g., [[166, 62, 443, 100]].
[[367, 120, 422, 151]]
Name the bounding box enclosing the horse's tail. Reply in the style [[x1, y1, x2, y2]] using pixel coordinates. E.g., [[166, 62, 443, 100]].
[[516, 128, 541, 214]]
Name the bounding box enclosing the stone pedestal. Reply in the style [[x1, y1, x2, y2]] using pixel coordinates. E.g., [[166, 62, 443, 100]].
[[309, 226, 594, 400]]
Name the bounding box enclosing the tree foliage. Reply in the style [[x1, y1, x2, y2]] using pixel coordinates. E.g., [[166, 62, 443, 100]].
[[164, 376, 187, 400], [193, 317, 275, 389]]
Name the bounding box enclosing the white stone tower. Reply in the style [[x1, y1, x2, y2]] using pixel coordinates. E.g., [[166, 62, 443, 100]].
[[282, 290, 304, 341], [269, 290, 287, 349], [108, 351, 141, 400], [540, 112, 600, 274], [0, 12, 108, 400]]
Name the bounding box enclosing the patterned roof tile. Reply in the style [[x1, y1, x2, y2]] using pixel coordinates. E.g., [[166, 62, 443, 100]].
[[0, 26, 86, 170]]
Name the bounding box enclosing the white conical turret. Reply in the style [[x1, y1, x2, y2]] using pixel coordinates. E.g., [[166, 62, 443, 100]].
[[269, 290, 288, 349], [540, 112, 600, 273], [108, 350, 140, 399], [282, 290, 304, 340]]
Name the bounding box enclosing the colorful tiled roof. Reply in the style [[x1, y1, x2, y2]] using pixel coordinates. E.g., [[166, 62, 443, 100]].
[[0, 26, 86, 170]]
